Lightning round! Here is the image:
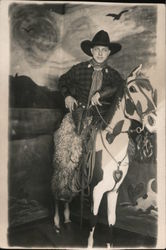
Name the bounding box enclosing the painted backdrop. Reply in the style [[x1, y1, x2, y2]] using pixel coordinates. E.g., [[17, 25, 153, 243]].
[[10, 3, 157, 90], [9, 2, 160, 238]]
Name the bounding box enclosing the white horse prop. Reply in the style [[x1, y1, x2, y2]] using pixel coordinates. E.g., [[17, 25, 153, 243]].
[[51, 65, 157, 245], [87, 64, 157, 247]]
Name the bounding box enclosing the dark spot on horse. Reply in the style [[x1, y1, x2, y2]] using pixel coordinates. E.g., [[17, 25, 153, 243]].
[[91, 151, 103, 187], [143, 193, 148, 199], [125, 99, 135, 115], [106, 132, 115, 144], [148, 115, 155, 126], [153, 89, 157, 106], [138, 208, 143, 213], [151, 179, 157, 192], [90, 214, 98, 228], [137, 79, 152, 92]]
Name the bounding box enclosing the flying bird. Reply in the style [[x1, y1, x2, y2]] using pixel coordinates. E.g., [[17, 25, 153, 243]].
[[22, 27, 34, 33], [106, 9, 129, 20]]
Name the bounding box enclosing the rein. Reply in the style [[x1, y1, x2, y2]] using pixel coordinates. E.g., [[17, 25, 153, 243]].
[[94, 99, 143, 135], [124, 78, 156, 122], [100, 129, 128, 191], [92, 78, 152, 188], [94, 104, 129, 189], [95, 77, 154, 135], [100, 129, 128, 166]]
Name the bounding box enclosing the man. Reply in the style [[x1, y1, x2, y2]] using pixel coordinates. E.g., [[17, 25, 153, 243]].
[[52, 30, 124, 230], [58, 30, 124, 131]]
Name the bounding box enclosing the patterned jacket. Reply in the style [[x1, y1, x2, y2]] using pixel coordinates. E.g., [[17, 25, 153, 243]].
[[59, 60, 125, 131], [58, 60, 124, 106]]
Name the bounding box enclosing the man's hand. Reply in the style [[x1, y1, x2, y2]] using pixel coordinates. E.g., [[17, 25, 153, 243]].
[[65, 96, 78, 112], [91, 92, 102, 106]]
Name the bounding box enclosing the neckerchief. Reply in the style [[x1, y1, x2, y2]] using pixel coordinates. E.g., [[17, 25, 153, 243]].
[[87, 59, 107, 108]]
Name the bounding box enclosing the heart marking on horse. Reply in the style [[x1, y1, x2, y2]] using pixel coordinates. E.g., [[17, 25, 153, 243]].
[[113, 169, 123, 183]]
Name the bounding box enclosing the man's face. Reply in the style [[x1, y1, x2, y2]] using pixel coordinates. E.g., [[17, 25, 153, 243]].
[[91, 46, 110, 63]]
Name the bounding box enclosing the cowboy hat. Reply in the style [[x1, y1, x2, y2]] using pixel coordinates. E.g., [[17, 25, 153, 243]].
[[81, 30, 121, 56]]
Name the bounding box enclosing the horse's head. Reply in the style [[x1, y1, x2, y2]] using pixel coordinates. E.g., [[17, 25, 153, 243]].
[[125, 65, 157, 133]]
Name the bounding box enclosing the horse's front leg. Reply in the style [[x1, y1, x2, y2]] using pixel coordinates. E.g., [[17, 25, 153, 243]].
[[106, 156, 129, 247], [106, 190, 119, 247], [88, 179, 110, 248]]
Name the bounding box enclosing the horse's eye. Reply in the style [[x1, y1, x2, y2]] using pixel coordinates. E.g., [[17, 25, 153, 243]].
[[129, 86, 137, 93]]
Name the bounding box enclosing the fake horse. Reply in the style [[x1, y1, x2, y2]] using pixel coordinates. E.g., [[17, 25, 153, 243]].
[[51, 65, 157, 240], [87, 64, 157, 247]]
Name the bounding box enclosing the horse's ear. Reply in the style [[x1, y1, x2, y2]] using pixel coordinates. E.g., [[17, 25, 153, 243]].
[[127, 64, 142, 83]]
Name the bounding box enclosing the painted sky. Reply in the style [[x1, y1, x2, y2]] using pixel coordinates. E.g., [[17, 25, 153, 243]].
[[10, 3, 157, 90]]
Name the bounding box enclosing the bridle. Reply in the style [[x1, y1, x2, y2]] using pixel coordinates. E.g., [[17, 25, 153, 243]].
[[93, 77, 156, 187], [94, 80, 151, 135], [124, 78, 156, 133]]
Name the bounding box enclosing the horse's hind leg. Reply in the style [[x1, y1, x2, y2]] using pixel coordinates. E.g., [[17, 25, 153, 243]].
[[106, 190, 119, 247], [53, 200, 60, 233], [64, 202, 71, 223]]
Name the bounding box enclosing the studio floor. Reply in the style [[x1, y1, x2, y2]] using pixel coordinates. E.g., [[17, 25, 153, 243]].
[[8, 216, 156, 248]]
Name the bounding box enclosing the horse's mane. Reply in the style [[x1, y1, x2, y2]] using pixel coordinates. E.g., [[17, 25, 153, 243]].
[[135, 78, 153, 92]]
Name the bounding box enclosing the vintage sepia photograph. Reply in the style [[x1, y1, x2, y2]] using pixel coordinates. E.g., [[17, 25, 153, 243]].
[[0, 0, 165, 249]]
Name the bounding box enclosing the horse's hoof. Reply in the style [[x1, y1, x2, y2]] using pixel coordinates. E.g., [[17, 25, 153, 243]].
[[64, 219, 71, 224], [54, 225, 61, 234], [63, 221, 72, 231], [106, 243, 113, 248], [87, 229, 94, 248]]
